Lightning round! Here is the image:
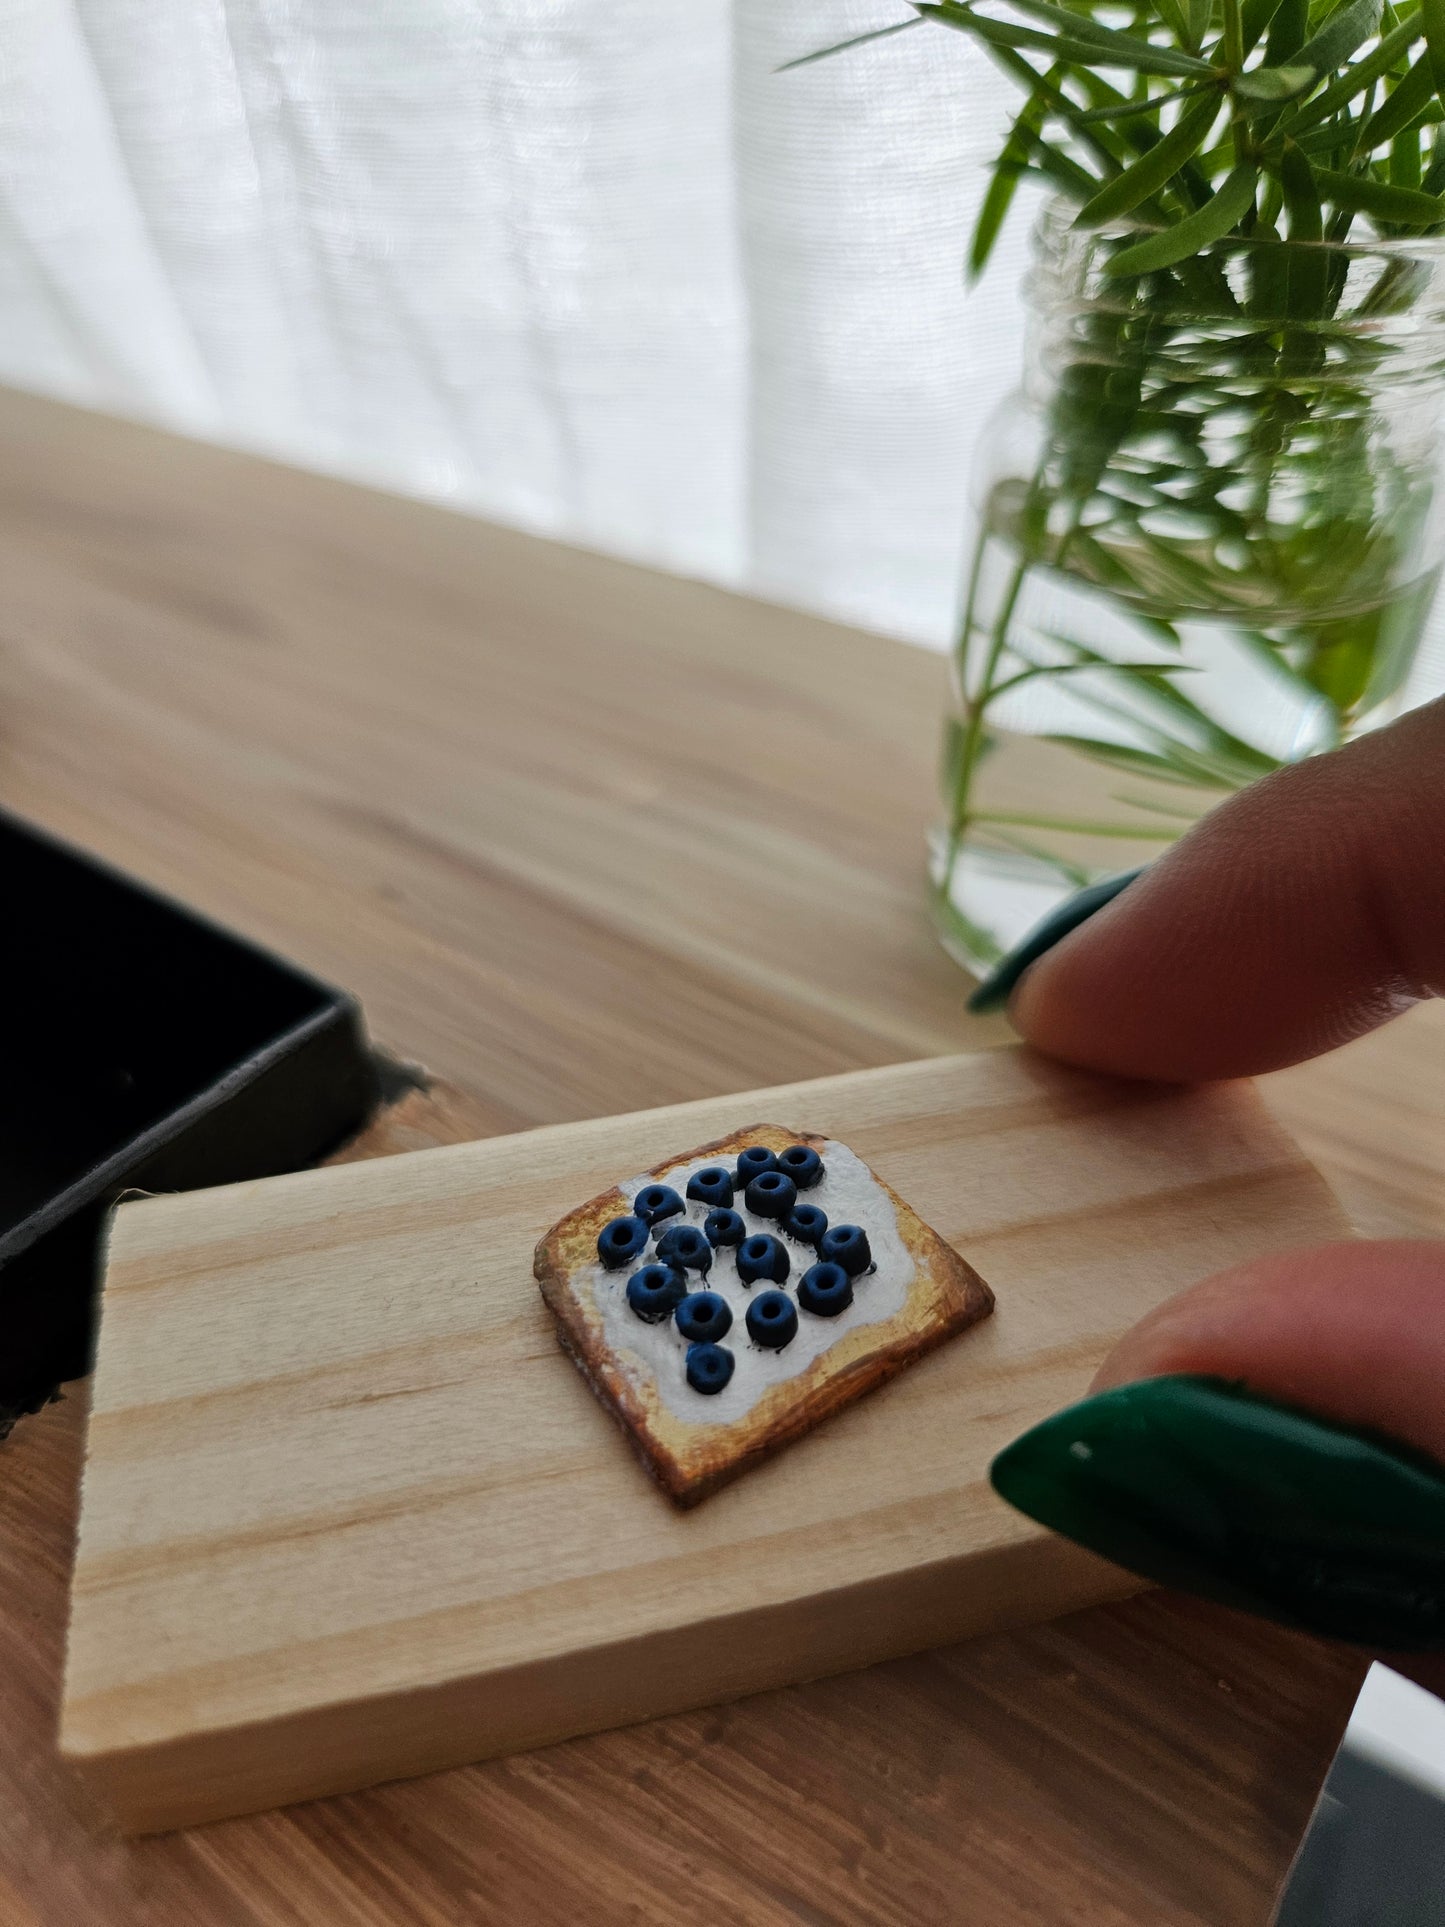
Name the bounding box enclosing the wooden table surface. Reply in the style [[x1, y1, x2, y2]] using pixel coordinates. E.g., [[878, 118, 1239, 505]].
[[1, 384, 1442, 1925]]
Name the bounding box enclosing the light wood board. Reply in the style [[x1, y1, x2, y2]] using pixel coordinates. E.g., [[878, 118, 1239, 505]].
[[61, 1046, 1347, 1832], [4, 385, 1432, 1922]]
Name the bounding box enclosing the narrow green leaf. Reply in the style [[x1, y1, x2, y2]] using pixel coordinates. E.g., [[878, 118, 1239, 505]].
[[1295, 113, 1365, 152], [987, 659, 1193, 700], [1075, 69, 1198, 173], [1291, 9, 1421, 129], [1246, 226, 1291, 311], [1074, 83, 1206, 122], [984, 45, 1130, 187], [1280, 136, 1325, 238], [1360, 50, 1437, 145], [1279, 138, 1330, 310], [916, 1, 1217, 74], [776, 16, 923, 71], [1074, 91, 1223, 224], [972, 825, 1094, 887], [1106, 674, 1282, 767], [1425, 0, 1445, 93], [1106, 160, 1260, 271], [1393, 126, 1425, 181], [1231, 629, 1346, 720], [1265, 0, 1310, 60], [1295, 0, 1385, 78], [1234, 61, 1316, 98], [1315, 162, 1445, 218], [971, 808, 1182, 841], [1037, 644, 1286, 769], [1020, 156, 1099, 197], [1041, 736, 1256, 790], [1155, 0, 1193, 50], [970, 67, 1060, 280], [1111, 789, 1211, 820], [982, 9, 1219, 75], [1242, 0, 1287, 51], [999, 0, 1217, 70]]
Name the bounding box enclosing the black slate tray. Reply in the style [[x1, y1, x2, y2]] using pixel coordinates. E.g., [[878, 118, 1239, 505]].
[[1, 811, 380, 1429]]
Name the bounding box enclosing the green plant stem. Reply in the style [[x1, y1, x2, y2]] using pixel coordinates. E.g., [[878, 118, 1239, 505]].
[[938, 545, 1033, 906], [939, 488, 1096, 907]]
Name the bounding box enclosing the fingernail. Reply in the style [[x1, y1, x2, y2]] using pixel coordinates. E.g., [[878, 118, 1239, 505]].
[[966, 868, 1143, 1015], [990, 1375, 1445, 1651]]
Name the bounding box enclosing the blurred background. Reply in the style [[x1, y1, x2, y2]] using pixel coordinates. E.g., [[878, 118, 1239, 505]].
[[0, 1, 1032, 650], [4, 0, 1445, 695]]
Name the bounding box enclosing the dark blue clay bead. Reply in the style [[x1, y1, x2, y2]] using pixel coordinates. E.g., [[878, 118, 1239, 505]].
[[597, 1215, 648, 1270], [745, 1169, 798, 1221], [819, 1224, 872, 1277], [735, 1145, 778, 1187], [625, 1263, 687, 1323], [704, 1207, 747, 1249], [798, 1261, 854, 1317], [655, 1222, 712, 1275], [784, 1203, 828, 1249], [777, 1144, 824, 1190], [736, 1233, 789, 1287], [686, 1166, 735, 1209], [633, 1183, 685, 1227], [675, 1291, 733, 1344], [686, 1343, 735, 1395], [746, 1289, 798, 1350]]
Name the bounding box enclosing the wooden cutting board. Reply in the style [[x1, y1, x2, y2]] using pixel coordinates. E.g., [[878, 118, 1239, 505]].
[[60, 1047, 1348, 1833]]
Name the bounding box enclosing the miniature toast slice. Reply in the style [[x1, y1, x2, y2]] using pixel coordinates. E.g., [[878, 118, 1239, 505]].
[[533, 1123, 994, 1506]]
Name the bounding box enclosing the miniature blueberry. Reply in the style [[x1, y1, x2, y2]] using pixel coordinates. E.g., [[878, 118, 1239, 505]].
[[736, 1233, 789, 1287], [798, 1261, 854, 1317], [746, 1289, 798, 1350], [686, 1166, 735, 1209], [777, 1144, 824, 1190], [625, 1263, 687, 1324], [745, 1169, 798, 1221], [655, 1222, 712, 1275], [704, 1207, 747, 1249], [819, 1224, 872, 1277], [597, 1215, 648, 1269], [735, 1145, 778, 1187], [784, 1203, 828, 1250], [686, 1343, 735, 1395], [633, 1183, 685, 1227], [675, 1291, 733, 1344]]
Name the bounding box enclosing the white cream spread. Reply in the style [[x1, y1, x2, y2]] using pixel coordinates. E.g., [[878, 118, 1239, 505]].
[[583, 1138, 916, 1425]]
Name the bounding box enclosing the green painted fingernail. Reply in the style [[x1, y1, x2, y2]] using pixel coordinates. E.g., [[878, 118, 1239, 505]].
[[990, 1376, 1445, 1650], [966, 868, 1143, 1014]]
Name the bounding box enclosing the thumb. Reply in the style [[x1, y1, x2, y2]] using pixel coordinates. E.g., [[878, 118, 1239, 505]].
[[990, 1240, 1445, 1659]]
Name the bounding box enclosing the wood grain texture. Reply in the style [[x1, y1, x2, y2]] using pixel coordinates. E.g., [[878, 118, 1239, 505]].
[[63, 1052, 1345, 1831], [0, 384, 1439, 1920]]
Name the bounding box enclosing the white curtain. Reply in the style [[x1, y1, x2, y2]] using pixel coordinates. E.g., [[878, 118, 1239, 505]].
[[4, 1, 1443, 698], [0, 0, 1038, 650]]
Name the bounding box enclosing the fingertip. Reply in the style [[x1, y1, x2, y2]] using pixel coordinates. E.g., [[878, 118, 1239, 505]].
[[1087, 1240, 1445, 1467], [992, 704, 1445, 1082]]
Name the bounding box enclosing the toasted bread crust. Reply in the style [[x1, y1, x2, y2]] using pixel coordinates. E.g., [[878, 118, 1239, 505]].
[[534, 1123, 993, 1506]]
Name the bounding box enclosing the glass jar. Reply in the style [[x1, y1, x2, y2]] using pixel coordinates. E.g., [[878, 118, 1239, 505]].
[[931, 202, 1445, 975]]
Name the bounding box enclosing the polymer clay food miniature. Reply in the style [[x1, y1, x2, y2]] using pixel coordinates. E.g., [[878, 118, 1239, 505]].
[[534, 1124, 993, 1505]]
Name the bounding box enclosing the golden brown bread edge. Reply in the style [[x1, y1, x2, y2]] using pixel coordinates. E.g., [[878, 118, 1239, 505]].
[[533, 1123, 995, 1507]]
